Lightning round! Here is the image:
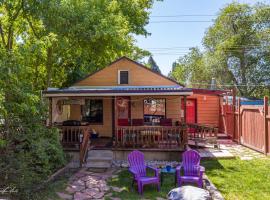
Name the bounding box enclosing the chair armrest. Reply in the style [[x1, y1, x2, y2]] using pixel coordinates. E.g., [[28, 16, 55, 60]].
[[200, 166, 205, 173], [147, 165, 159, 177], [176, 164, 182, 178], [176, 164, 182, 172], [199, 166, 205, 178]]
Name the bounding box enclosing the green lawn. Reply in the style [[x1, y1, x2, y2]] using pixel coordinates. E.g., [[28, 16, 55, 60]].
[[108, 158, 270, 200], [203, 158, 270, 200]]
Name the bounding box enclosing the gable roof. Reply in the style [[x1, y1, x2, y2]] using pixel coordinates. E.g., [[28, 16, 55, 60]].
[[72, 56, 184, 87]]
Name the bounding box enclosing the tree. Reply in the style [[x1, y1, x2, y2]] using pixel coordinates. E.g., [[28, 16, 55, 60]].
[[0, 0, 155, 198], [203, 2, 270, 97], [0, 0, 153, 90], [170, 2, 270, 97], [148, 56, 161, 73], [170, 48, 212, 88]]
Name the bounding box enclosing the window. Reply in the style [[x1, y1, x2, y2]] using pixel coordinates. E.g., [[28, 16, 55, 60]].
[[143, 98, 166, 125], [82, 99, 103, 123], [118, 70, 129, 84]]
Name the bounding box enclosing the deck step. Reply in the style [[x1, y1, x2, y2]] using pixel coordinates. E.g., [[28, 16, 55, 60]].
[[85, 150, 113, 169], [85, 161, 112, 169]]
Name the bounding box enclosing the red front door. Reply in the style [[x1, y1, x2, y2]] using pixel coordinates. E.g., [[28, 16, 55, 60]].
[[116, 96, 130, 126], [181, 99, 196, 124]]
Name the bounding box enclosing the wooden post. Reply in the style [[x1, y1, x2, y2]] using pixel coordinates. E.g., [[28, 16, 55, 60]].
[[114, 96, 117, 146], [183, 96, 187, 123], [232, 88, 236, 142], [238, 98, 241, 144], [49, 97, 52, 126], [112, 97, 115, 140], [264, 96, 268, 155], [183, 96, 187, 149]]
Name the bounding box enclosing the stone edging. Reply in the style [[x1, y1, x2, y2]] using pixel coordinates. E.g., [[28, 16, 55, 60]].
[[203, 174, 224, 200]]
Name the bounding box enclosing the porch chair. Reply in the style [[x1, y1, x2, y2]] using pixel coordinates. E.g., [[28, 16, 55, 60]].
[[127, 150, 160, 195], [176, 150, 205, 188]]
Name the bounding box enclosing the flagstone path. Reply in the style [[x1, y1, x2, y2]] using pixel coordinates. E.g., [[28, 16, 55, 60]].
[[57, 168, 122, 200], [220, 140, 266, 160]]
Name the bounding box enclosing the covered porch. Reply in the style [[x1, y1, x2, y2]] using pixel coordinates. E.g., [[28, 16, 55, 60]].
[[44, 86, 193, 151]]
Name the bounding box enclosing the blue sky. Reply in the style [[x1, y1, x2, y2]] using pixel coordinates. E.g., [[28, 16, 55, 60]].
[[135, 0, 265, 75]]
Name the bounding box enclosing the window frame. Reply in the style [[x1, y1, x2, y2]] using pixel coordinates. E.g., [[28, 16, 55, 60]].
[[81, 99, 103, 124], [118, 70, 129, 85], [143, 98, 166, 125]]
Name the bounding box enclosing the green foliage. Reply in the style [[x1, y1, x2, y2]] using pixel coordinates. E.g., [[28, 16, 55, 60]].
[[171, 2, 270, 97], [0, 0, 154, 198], [0, 0, 153, 89], [0, 52, 66, 199], [170, 47, 212, 88]]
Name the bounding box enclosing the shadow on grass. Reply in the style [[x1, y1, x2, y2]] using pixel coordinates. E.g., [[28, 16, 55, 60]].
[[108, 169, 176, 200]]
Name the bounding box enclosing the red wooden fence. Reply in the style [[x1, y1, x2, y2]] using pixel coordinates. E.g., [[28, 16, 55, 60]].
[[220, 96, 270, 155]]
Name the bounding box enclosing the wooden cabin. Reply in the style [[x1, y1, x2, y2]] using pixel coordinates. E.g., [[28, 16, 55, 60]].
[[43, 57, 224, 157], [186, 89, 225, 128]]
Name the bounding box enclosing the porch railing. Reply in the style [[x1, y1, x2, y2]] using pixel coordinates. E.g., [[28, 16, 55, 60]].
[[187, 123, 219, 148], [114, 126, 187, 149], [59, 126, 89, 150]]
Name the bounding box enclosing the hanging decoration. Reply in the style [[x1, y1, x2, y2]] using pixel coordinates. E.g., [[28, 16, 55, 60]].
[[117, 97, 129, 119]]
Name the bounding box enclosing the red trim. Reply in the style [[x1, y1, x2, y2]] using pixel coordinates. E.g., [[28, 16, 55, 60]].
[[190, 88, 230, 96]]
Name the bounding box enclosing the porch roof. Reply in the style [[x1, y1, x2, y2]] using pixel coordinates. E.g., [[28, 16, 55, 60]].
[[43, 85, 193, 97]]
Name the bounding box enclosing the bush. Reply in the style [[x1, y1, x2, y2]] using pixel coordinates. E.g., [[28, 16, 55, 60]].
[[0, 90, 66, 199]]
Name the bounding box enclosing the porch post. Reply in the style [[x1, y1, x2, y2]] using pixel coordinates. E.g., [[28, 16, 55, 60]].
[[114, 96, 118, 146], [183, 96, 187, 123], [112, 96, 115, 139], [49, 97, 53, 126]]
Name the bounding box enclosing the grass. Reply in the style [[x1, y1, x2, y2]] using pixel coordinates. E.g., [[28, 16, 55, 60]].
[[108, 169, 173, 199], [108, 158, 270, 200], [202, 158, 270, 200]]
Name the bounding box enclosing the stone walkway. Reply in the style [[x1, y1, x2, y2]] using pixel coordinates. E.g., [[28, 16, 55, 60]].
[[219, 139, 266, 160], [57, 168, 122, 200], [190, 139, 267, 160]]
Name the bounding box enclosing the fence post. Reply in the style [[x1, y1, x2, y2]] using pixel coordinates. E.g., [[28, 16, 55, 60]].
[[264, 96, 268, 155], [238, 98, 241, 144], [232, 88, 236, 142]]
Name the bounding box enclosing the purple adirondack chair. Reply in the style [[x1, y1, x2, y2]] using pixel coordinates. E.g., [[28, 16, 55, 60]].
[[128, 150, 160, 195], [176, 150, 205, 188]]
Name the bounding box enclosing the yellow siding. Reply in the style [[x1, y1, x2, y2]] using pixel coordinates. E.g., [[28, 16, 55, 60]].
[[166, 96, 182, 123], [69, 97, 112, 137], [74, 58, 177, 86], [188, 94, 220, 127]]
